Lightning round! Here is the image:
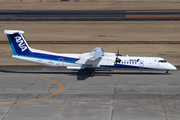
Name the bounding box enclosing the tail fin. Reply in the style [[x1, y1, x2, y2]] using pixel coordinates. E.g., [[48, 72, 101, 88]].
[[4, 30, 33, 56]]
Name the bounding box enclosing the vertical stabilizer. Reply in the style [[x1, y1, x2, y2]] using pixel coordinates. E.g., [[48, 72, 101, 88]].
[[4, 30, 33, 56]]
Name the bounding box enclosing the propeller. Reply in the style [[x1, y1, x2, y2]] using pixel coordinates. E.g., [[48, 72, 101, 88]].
[[115, 49, 121, 65]]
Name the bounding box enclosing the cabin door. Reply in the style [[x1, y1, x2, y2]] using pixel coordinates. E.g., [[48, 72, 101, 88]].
[[139, 60, 144, 69], [58, 58, 64, 66]]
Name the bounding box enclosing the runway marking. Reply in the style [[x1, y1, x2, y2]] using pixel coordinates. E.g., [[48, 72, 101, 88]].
[[7, 74, 12, 76], [126, 15, 180, 18], [126, 10, 180, 12], [12, 103, 180, 106], [0, 74, 63, 107]]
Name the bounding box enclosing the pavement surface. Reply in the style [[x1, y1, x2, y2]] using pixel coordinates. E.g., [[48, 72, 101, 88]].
[[1, 41, 180, 44], [1, 10, 180, 21], [0, 1, 180, 11], [0, 67, 180, 120]]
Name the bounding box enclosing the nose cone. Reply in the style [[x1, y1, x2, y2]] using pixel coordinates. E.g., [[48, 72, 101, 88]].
[[167, 63, 177, 70], [173, 66, 177, 70]]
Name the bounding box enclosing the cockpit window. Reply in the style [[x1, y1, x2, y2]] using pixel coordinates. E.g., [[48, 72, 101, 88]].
[[158, 60, 167, 63]]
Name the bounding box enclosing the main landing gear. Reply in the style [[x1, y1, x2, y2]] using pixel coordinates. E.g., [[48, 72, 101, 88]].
[[90, 68, 97, 77], [165, 70, 169, 75]]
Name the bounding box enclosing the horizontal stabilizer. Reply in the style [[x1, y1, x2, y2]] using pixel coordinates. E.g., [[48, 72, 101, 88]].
[[4, 30, 24, 34]]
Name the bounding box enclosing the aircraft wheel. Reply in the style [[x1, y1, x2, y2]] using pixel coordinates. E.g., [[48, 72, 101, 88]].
[[165, 70, 169, 75]]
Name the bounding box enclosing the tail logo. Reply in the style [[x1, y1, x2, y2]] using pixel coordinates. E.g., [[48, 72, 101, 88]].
[[15, 36, 27, 52]]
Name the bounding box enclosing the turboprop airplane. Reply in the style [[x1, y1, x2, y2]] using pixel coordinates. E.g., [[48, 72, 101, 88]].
[[4, 30, 177, 77]]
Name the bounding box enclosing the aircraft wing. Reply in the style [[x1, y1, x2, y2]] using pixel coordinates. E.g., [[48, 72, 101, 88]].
[[88, 47, 104, 61]]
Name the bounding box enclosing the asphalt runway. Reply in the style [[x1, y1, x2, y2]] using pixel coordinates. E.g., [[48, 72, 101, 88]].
[[0, 10, 180, 21], [0, 67, 180, 120], [1, 41, 180, 44]]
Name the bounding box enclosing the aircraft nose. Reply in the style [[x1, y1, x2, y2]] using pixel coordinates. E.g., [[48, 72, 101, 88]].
[[167, 63, 177, 70], [173, 66, 177, 70]]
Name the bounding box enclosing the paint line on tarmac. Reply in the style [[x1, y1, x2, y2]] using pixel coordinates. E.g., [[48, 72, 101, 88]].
[[126, 15, 180, 18], [7, 74, 12, 76], [126, 10, 180, 13], [0, 74, 63, 107], [15, 103, 180, 106]]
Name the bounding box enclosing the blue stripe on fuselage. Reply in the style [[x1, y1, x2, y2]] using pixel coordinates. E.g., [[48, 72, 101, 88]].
[[100, 64, 152, 69], [20, 52, 79, 63], [33, 53, 79, 61]]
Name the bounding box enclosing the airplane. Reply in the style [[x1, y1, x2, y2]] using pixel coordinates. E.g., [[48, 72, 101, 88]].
[[4, 30, 177, 77]]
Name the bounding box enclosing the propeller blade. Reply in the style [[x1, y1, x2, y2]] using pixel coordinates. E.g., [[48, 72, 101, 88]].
[[117, 49, 119, 56], [115, 49, 121, 66]]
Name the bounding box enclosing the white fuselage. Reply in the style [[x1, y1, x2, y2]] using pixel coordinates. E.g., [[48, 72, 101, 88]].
[[12, 48, 177, 71]]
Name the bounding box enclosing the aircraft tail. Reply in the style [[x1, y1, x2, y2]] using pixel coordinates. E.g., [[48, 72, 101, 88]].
[[4, 30, 33, 56]]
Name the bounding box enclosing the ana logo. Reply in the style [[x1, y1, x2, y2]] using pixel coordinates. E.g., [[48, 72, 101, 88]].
[[129, 59, 140, 62], [14, 36, 27, 52], [122, 59, 140, 63]]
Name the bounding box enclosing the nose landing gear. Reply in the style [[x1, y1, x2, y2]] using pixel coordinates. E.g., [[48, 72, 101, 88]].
[[165, 70, 169, 75]]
